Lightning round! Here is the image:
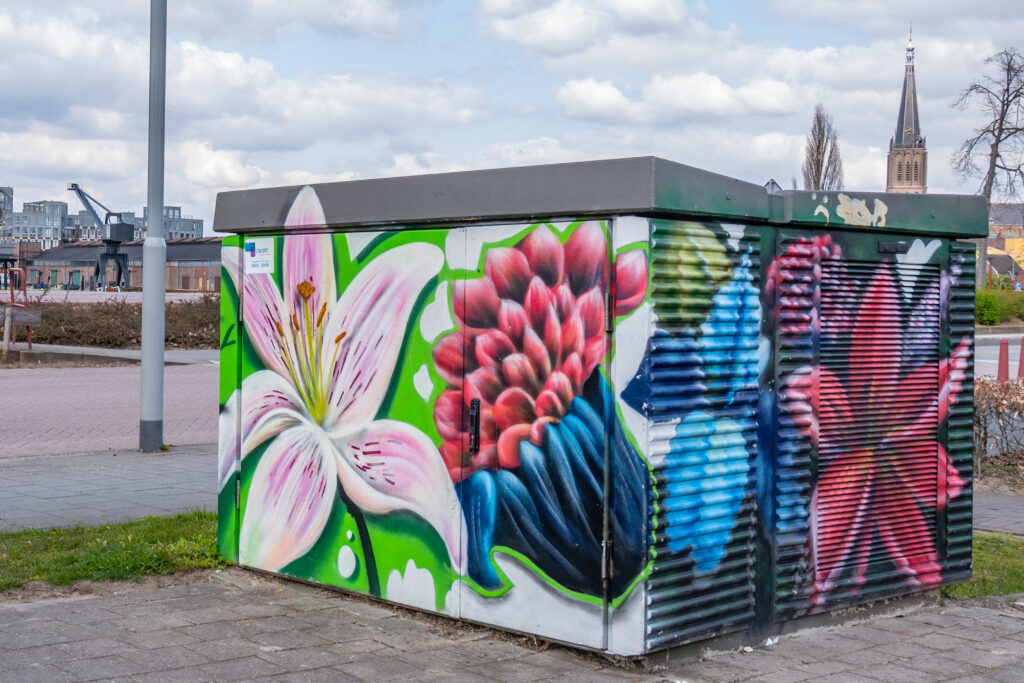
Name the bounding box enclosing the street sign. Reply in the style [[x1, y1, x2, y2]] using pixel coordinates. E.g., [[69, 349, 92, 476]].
[[1, 306, 41, 326]]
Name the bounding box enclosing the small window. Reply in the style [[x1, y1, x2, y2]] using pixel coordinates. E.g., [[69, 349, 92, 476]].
[[914, 161, 919, 182], [897, 160, 903, 181]]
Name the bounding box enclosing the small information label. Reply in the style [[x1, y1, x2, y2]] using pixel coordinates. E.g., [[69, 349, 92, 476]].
[[877, 240, 909, 254], [245, 238, 275, 274]]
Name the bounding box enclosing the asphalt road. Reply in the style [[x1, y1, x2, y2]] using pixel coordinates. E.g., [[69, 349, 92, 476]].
[[972, 333, 1024, 378]]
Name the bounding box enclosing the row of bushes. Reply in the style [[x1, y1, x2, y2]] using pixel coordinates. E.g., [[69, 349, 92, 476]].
[[9, 294, 220, 349], [975, 378, 1024, 479], [976, 288, 1024, 326]]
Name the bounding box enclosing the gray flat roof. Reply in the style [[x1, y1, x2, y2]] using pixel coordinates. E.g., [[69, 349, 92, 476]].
[[28, 238, 222, 265], [213, 156, 988, 238]]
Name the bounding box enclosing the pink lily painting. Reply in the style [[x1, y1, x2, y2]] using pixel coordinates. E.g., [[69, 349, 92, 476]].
[[220, 187, 465, 587]]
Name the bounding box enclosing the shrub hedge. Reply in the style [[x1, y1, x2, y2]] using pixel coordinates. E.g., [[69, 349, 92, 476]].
[[974, 378, 1024, 479], [12, 294, 219, 349]]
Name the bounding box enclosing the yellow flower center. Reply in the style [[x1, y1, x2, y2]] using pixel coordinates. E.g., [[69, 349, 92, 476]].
[[297, 281, 315, 300]]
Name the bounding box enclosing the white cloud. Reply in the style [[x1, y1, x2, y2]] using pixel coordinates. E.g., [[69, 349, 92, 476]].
[[769, 0, 1024, 46], [0, 130, 138, 180], [556, 79, 637, 121], [173, 141, 270, 189], [479, 0, 690, 56], [278, 170, 358, 186], [168, 42, 484, 151], [557, 73, 801, 124], [7, 0, 414, 40], [385, 559, 438, 612]]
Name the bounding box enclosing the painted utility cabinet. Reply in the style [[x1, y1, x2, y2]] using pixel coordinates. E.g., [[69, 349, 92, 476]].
[[214, 157, 986, 655]]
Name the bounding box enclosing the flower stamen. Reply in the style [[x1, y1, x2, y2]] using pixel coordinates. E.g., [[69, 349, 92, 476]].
[[297, 281, 315, 300]]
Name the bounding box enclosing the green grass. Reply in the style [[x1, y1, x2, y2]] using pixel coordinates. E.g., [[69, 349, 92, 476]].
[[0, 509, 227, 592], [943, 532, 1024, 600]]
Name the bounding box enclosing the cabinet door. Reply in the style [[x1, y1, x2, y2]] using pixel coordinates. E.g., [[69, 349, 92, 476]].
[[636, 219, 762, 651], [235, 219, 462, 611], [772, 230, 967, 617], [450, 220, 616, 648]]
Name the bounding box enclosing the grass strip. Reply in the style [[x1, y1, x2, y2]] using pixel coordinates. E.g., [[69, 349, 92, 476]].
[[943, 532, 1024, 600], [0, 509, 227, 592]]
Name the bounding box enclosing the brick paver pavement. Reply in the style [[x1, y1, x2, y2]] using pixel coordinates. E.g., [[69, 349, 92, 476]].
[[1, 363, 218, 460], [0, 446, 214, 531], [2, 569, 1024, 682]]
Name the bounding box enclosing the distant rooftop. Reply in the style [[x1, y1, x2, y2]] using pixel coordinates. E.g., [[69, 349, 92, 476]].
[[991, 203, 1024, 226]]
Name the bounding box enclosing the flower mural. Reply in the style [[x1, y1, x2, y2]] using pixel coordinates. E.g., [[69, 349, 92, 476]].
[[781, 264, 970, 603], [622, 224, 761, 576], [220, 187, 465, 582], [433, 222, 649, 596], [765, 234, 842, 337]]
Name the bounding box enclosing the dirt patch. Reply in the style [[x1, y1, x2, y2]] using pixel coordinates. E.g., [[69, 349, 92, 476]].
[[0, 570, 216, 606], [978, 453, 1024, 494]]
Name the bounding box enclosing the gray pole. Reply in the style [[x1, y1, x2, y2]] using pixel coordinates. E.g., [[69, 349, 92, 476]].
[[140, 0, 167, 452]]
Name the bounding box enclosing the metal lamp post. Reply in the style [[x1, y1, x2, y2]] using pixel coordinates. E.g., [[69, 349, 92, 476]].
[[140, 0, 167, 452]]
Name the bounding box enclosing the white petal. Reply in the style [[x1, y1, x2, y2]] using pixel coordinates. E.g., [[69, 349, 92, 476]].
[[240, 426, 338, 572], [282, 197, 335, 345], [240, 270, 297, 380], [240, 370, 307, 456], [321, 242, 443, 430], [334, 420, 466, 572], [218, 389, 240, 490], [222, 245, 242, 289]]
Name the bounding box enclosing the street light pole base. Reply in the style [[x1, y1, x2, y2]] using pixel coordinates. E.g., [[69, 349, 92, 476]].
[[139, 420, 163, 452]]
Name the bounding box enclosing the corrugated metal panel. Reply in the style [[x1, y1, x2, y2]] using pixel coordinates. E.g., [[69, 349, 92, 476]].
[[644, 222, 760, 650], [945, 242, 975, 577], [814, 260, 942, 600], [772, 233, 819, 619]]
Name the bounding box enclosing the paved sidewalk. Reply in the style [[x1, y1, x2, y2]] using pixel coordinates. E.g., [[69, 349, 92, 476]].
[[975, 490, 1024, 537], [2, 569, 1024, 682], [0, 445, 215, 531]]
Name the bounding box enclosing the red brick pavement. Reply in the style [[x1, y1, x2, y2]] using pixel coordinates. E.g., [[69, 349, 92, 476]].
[[1, 364, 218, 459]]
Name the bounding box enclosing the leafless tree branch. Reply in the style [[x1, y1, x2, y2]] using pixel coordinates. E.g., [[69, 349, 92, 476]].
[[801, 103, 844, 191], [951, 47, 1024, 202]]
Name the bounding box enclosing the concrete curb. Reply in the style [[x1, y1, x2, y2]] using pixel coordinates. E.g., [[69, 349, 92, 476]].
[[8, 349, 192, 365], [977, 325, 1024, 336]]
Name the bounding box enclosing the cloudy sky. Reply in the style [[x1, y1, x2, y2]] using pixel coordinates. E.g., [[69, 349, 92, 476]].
[[1, 0, 1021, 233]]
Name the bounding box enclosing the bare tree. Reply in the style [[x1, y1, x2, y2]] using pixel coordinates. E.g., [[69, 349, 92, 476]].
[[952, 47, 1024, 203], [802, 103, 844, 191]]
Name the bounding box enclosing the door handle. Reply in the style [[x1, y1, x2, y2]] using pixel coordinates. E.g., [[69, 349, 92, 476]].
[[468, 398, 481, 455]]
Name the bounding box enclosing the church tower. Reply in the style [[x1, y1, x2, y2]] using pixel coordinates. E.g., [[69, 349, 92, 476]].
[[886, 34, 927, 193]]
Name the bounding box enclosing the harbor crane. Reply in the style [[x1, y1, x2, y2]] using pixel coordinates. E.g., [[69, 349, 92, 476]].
[[67, 183, 135, 289]]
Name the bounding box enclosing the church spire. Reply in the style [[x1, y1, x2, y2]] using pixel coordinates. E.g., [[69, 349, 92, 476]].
[[886, 29, 927, 193], [893, 29, 922, 147]]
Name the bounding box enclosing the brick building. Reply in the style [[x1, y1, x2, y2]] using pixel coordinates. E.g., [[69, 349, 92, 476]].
[[27, 237, 221, 291]]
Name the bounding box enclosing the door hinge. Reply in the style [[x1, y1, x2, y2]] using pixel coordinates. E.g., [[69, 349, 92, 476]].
[[601, 539, 613, 581], [235, 474, 241, 509]]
